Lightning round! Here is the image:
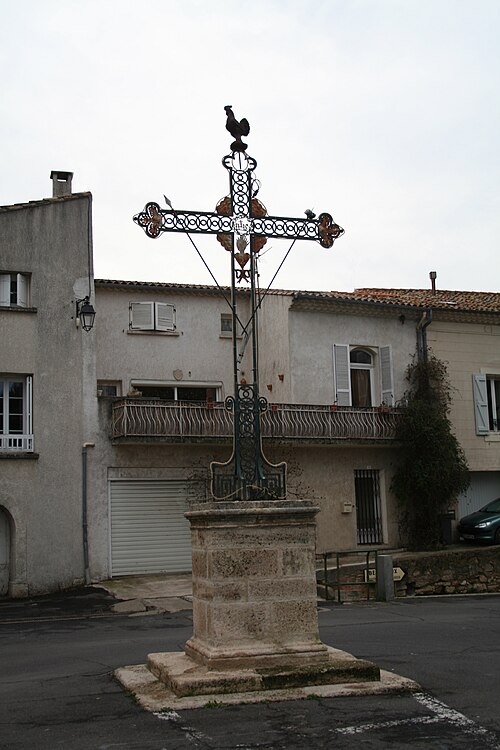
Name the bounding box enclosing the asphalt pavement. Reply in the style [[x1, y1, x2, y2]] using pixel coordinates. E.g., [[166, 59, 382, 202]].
[[1, 583, 499, 748], [0, 574, 193, 622]]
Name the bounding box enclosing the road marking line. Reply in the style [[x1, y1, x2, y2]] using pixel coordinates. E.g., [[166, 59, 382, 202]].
[[335, 692, 500, 748], [413, 693, 500, 749], [336, 714, 439, 734]]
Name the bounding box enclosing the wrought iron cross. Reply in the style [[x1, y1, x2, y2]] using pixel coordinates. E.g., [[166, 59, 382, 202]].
[[134, 107, 344, 501]]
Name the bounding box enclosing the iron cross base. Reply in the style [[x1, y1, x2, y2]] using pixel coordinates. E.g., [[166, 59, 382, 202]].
[[211, 383, 286, 502]]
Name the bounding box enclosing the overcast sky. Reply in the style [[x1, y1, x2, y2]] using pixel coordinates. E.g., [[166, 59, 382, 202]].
[[1, 0, 499, 293]]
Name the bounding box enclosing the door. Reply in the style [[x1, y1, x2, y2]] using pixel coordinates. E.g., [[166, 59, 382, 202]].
[[109, 480, 192, 576], [0, 509, 10, 596]]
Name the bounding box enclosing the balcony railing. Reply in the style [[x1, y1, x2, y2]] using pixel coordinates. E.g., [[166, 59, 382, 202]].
[[111, 399, 403, 444], [0, 434, 34, 451]]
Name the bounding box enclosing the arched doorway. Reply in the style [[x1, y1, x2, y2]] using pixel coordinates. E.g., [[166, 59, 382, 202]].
[[0, 508, 11, 596]]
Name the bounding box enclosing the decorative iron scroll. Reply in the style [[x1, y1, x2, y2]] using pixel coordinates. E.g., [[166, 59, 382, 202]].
[[133, 107, 344, 501], [211, 385, 286, 501]]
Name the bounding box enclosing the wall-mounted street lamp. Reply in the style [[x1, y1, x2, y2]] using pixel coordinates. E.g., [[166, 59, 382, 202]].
[[75, 296, 96, 332]]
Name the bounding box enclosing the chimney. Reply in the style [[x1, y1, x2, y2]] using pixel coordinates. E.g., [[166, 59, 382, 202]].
[[50, 170, 73, 197], [429, 270, 437, 293]]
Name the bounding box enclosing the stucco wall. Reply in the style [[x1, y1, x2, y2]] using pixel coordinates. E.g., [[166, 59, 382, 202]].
[[0, 195, 97, 595], [288, 308, 417, 406], [427, 321, 500, 471], [95, 286, 255, 398]]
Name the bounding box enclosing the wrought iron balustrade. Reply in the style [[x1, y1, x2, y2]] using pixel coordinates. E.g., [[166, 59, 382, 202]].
[[111, 399, 403, 443]]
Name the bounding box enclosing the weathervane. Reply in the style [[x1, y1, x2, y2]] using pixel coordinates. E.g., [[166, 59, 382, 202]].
[[134, 107, 344, 500]]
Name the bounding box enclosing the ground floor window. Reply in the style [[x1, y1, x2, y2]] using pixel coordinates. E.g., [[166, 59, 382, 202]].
[[354, 469, 383, 545], [0, 375, 33, 451]]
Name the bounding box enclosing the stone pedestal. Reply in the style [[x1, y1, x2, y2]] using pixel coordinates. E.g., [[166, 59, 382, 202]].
[[117, 500, 385, 706], [183, 500, 328, 670]]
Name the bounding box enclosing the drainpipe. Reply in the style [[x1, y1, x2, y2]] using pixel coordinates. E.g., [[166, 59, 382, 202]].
[[416, 309, 433, 363], [82, 442, 95, 585]]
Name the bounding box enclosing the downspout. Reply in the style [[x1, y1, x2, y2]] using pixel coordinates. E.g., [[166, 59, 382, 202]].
[[416, 309, 433, 363], [82, 442, 95, 585]]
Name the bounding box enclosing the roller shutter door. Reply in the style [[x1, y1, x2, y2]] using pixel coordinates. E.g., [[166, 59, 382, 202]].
[[110, 480, 192, 576]]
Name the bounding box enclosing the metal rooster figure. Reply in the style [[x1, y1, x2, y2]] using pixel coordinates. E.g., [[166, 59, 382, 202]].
[[224, 105, 250, 152], [133, 107, 344, 501]]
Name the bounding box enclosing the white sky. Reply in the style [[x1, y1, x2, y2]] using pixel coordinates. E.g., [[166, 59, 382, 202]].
[[1, 0, 499, 293]]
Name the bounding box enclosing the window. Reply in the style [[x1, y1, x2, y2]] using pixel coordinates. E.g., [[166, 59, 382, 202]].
[[354, 469, 384, 545], [473, 374, 500, 434], [129, 302, 176, 332], [0, 273, 30, 308], [0, 375, 33, 451], [333, 345, 393, 407], [97, 381, 122, 397], [131, 382, 219, 403], [220, 313, 233, 337], [220, 312, 243, 338], [350, 349, 373, 407]]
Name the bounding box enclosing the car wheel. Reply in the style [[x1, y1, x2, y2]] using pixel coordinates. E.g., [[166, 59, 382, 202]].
[[495, 527, 500, 545]]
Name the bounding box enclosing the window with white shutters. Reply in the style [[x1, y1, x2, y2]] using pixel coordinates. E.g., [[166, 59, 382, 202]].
[[0, 273, 30, 307], [0, 375, 33, 451], [333, 344, 394, 407], [129, 301, 176, 332]]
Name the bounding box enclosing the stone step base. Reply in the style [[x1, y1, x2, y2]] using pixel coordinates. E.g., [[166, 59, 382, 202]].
[[115, 657, 419, 712]]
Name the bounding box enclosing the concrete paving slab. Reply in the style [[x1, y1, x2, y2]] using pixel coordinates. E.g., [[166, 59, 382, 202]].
[[95, 573, 193, 602], [142, 596, 193, 613], [111, 599, 148, 614]]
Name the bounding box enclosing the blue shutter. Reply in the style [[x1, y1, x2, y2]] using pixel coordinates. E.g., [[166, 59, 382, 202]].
[[333, 344, 351, 406], [155, 303, 176, 331], [16, 274, 28, 307], [473, 374, 489, 435], [380, 346, 394, 406], [130, 302, 154, 330], [0, 275, 10, 306]]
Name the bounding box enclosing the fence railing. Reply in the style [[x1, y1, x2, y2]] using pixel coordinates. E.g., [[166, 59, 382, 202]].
[[111, 399, 403, 443]]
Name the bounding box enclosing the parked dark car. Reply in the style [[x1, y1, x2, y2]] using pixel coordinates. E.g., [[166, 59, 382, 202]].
[[458, 498, 500, 544]]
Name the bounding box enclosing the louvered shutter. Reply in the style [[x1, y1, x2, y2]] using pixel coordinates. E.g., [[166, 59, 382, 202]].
[[110, 480, 192, 575], [130, 302, 154, 330], [155, 303, 176, 331], [472, 374, 489, 435], [380, 346, 394, 406], [16, 274, 28, 307], [333, 344, 351, 406], [0, 275, 10, 306]]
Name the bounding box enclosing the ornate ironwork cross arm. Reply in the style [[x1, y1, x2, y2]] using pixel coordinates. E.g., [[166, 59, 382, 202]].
[[253, 213, 344, 249], [134, 202, 344, 250], [133, 203, 232, 239]]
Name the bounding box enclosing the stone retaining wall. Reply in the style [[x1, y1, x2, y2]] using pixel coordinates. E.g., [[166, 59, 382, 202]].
[[393, 546, 500, 597]]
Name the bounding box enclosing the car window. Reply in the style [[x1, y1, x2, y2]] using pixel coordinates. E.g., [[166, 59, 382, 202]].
[[483, 498, 500, 513]]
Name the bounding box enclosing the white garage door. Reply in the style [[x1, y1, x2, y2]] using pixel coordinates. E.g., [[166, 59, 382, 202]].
[[110, 480, 192, 576], [458, 471, 500, 518]]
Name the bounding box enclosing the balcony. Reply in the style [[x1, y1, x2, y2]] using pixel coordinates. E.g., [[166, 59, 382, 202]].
[[111, 399, 403, 445]]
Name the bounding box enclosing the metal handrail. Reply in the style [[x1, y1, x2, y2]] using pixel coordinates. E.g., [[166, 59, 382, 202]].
[[316, 549, 380, 602], [111, 399, 403, 442]]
